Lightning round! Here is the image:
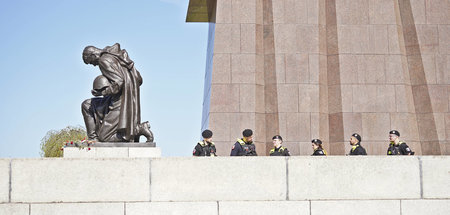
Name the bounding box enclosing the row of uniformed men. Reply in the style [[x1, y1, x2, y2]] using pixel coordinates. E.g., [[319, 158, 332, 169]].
[[193, 129, 414, 156]]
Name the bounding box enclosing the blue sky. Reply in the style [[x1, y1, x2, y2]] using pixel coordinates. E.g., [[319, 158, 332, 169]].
[[0, 0, 208, 157]]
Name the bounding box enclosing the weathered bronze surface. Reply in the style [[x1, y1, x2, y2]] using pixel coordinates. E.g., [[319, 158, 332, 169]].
[[81, 43, 154, 143]]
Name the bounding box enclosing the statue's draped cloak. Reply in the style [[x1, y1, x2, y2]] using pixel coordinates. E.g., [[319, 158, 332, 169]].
[[98, 43, 142, 141]]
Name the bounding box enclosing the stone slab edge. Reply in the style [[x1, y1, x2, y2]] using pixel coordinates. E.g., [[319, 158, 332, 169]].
[[0, 159, 10, 203]]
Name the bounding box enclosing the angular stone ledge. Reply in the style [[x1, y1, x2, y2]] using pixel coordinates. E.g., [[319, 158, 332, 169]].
[[126, 202, 218, 215], [0, 203, 29, 215], [0, 159, 10, 203], [401, 200, 450, 215], [63, 147, 161, 158], [186, 0, 216, 22], [10, 158, 150, 203], [219, 201, 310, 215], [150, 157, 287, 201], [64, 142, 156, 147], [421, 156, 450, 199], [288, 156, 421, 200], [311, 200, 400, 215], [30, 203, 124, 215]]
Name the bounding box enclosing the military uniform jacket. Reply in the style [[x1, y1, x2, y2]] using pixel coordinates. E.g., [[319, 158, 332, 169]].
[[193, 141, 217, 156], [349, 144, 367, 155], [312, 149, 326, 156], [230, 138, 257, 156], [387, 141, 413, 155], [269, 146, 290, 156]]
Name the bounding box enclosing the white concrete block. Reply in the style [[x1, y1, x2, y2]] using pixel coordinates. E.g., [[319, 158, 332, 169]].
[[63, 147, 97, 158], [402, 200, 450, 215], [0, 204, 29, 215], [421, 156, 450, 198], [219, 201, 310, 215], [126, 202, 218, 215], [311, 200, 400, 215], [95, 147, 129, 158], [31, 203, 124, 215], [128, 147, 161, 158], [64, 147, 161, 158], [11, 158, 150, 202], [288, 156, 421, 200], [0, 159, 9, 203], [151, 157, 287, 201]]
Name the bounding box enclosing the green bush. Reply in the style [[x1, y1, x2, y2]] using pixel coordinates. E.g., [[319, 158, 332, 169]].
[[40, 126, 87, 157]]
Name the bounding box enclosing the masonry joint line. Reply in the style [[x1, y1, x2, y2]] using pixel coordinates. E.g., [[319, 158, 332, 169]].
[[217, 201, 220, 215], [149, 159, 152, 202], [9, 160, 12, 203], [285, 157, 289, 201], [418, 157, 423, 199], [309, 200, 312, 215]]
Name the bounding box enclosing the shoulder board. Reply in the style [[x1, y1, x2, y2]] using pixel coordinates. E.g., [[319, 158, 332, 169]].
[[269, 148, 275, 153], [237, 139, 246, 145], [198, 141, 206, 147], [210, 142, 215, 146]]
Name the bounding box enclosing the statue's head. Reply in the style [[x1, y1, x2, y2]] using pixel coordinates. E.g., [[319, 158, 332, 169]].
[[82, 46, 101, 66]]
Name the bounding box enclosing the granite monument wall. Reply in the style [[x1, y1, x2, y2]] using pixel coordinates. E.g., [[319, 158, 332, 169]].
[[188, 0, 450, 156]]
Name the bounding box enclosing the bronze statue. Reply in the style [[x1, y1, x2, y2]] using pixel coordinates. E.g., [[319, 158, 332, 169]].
[[81, 43, 154, 143]]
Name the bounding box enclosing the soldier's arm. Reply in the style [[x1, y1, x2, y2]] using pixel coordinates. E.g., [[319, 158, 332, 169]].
[[400, 143, 412, 155], [284, 148, 291, 156], [251, 146, 257, 156], [361, 147, 367, 155], [230, 142, 240, 156], [193, 145, 201, 156], [356, 147, 367, 155], [211, 145, 217, 156], [98, 56, 124, 96], [387, 147, 392, 155]]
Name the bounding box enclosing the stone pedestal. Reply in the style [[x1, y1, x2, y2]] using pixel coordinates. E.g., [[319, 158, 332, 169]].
[[63, 142, 161, 158]]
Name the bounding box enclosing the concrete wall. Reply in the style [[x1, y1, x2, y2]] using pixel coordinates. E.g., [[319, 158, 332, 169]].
[[0, 156, 449, 214]]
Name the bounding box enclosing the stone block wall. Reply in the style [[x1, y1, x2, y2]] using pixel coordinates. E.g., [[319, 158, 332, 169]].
[[0, 157, 449, 214], [190, 0, 450, 155]]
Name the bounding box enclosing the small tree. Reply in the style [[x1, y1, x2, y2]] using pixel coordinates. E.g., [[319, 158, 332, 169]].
[[40, 126, 87, 157]]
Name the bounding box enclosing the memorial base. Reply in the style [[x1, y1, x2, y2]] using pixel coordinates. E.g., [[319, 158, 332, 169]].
[[63, 142, 161, 158]]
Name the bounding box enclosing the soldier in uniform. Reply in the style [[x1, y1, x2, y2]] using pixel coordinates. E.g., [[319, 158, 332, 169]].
[[387, 130, 414, 155], [230, 129, 257, 156], [311, 139, 327, 156], [269, 135, 290, 156], [193, 129, 217, 157], [349, 133, 367, 155]]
